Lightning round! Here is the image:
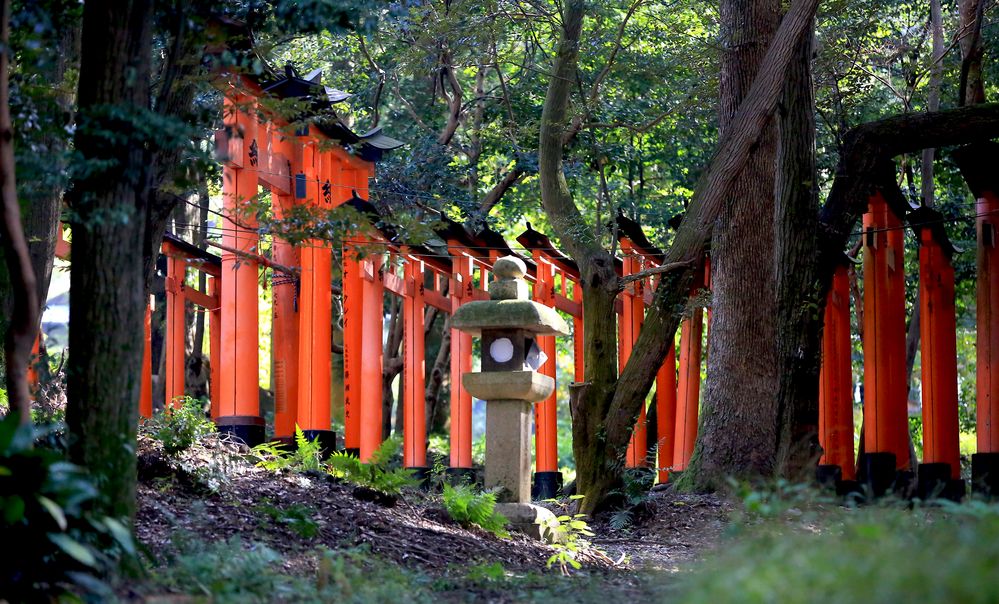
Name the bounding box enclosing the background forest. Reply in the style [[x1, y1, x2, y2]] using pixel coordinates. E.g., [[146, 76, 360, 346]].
[[1, 0, 999, 599]]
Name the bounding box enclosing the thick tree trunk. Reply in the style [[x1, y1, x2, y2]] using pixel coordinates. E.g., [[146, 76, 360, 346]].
[[538, 0, 822, 509], [683, 0, 781, 489], [958, 0, 986, 106], [0, 0, 37, 423], [773, 28, 821, 477], [66, 0, 153, 520]]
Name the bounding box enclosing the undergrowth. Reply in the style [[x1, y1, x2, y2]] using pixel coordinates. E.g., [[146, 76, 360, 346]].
[[441, 483, 509, 538], [151, 536, 431, 603], [674, 483, 999, 603]]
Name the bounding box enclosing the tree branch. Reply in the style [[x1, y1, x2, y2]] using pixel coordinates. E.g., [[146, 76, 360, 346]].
[[0, 0, 38, 423], [618, 260, 693, 287]]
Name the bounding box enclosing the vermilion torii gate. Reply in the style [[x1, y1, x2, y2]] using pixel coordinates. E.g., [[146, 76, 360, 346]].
[[131, 63, 716, 483]]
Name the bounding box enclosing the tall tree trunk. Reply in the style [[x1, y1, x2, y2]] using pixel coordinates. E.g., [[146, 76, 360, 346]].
[[538, 0, 822, 509], [958, 0, 986, 106], [536, 0, 623, 509], [683, 0, 781, 489], [0, 0, 37, 423], [773, 27, 821, 477], [65, 0, 153, 520]]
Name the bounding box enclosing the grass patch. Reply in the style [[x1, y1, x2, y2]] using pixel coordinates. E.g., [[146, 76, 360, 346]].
[[149, 536, 433, 603], [675, 499, 999, 603]]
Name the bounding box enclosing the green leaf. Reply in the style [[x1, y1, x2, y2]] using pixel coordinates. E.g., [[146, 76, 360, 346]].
[[0, 465, 11, 476], [38, 495, 67, 530], [3, 495, 26, 523], [103, 517, 136, 554], [50, 534, 98, 567]]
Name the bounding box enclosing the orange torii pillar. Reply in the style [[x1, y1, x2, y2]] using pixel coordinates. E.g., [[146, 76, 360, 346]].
[[913, 211, 964, 500], [671, 267, 705, 477], [861, 191, 910, 495], [294, 144, 337, 454], [974, 177, 999, 495], [817, 262, 855, 486], [342, 240, 363, 457], [217, 96, 264, 446], [572, 278, 584, 383], [140, 298, 153, 419], [532, 251, 561, 498], [656, 345, 678, 484], [26, 335, 40, 399], [164, 244, 186, 409], [349, 169, 384, 463], [403, 254, 428, 473], [209, 276, 221, 419], [270, 130, 301, 442], [956, 144, 999, 495], [620, 240, 647, 467], [448, 243, 475, 480]]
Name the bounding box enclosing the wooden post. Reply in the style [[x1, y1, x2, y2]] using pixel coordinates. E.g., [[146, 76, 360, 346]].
[[918, 223, 961, 484], [955, 143, 999, 495], [532, 251, 560, 496], [209, 276, 221, 420], [978, 190, 999, 450], [572, 277, 584, 383], [403, 255, 428, 469], [342, 240, 363, 456], [270, 129, 300, 441], [217, 96, 263, 446], [359, 252, 385, 461], [621, 240, 647, 467], [449, 243, 474, 472], [672, 305, 703, 474], [140, 298, 153, 419], [818, 263, 855, 481], [164, 247, 186, 409], [295, 145, 335, 453], [656, 345, 678, 483], [861, 192, 909, 492]]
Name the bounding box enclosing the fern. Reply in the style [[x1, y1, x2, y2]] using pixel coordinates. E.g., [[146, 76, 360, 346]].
[[327, 438, 419, 495], [442, 483, 509, 538], [293, 426, 324, 472], [252, 426, 325, 472]]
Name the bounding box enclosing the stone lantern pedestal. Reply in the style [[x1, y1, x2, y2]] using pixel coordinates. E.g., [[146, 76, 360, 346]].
[[451, 257, 569, 539]]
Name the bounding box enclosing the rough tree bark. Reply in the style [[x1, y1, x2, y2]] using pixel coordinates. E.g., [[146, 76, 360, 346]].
[[958, 0, 986, 106], [773, 27, 822, 477], [65, 0, 153, 520], [538, 0, 822, 510], [682, 0, 781, 490], [0, 0, 37, 423]]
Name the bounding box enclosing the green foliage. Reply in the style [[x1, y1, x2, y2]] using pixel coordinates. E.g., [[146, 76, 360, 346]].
[[146, 397, 216, 456], [441, 483, 509, 538], [607, 467, 657, 530], [327, 435, 420, 495], [252, 425, 324, 472], [257, 503, 320, 539], [0, 414, 136, 600], [464, 561, 508, 583], [153, 537, 431, 603], [539, 495, 599, 575], [675, 503, 999, 604]]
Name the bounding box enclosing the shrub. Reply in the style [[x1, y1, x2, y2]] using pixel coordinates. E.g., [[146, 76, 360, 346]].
[[0, 414, 136, 600], [326, 435, 420, 495], [441, 483, 508, 538], [145, 396, 215, 456]]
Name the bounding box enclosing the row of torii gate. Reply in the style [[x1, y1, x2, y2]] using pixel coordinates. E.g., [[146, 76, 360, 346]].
[[137, 69, 999, 498]]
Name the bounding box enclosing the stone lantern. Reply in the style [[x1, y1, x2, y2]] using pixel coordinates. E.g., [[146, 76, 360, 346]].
[[451, 256, 569, 535]]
